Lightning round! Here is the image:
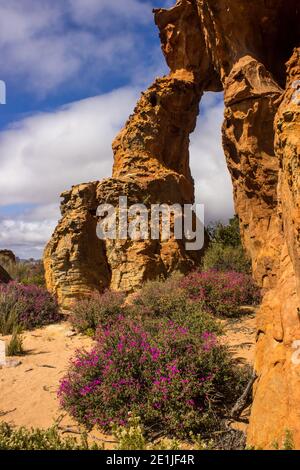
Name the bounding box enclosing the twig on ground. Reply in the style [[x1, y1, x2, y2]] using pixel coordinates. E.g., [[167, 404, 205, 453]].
[[0, 408, 17, 417]]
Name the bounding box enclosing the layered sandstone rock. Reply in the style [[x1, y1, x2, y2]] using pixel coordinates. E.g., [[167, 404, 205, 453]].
[[45, 1, 208, 310], [45, 174, 202, 310], [45, 0, 300, 448]]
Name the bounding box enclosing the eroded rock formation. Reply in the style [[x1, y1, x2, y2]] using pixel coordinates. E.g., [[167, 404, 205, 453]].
[[45, 0, 208, 311], [44, 0, 300, 448]]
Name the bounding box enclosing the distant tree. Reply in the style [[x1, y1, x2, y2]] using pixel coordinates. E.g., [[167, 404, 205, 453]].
[[203, 216, 251, 274], [207, 216, 241, 247]]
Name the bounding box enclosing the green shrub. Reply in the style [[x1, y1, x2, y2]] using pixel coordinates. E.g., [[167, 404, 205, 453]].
[[70, 290, 126, 334], [0, 423, 101, 450], [133, 275, 222, 335], [202, 244, 251, 274], [132, 275, 187, 318], [207, 216, 242, 248], [1, 260, 45, 287], [113, 415, 181, 450], [113, 415, 147, 450], [6, 328, 25, 356], [204, 217, 251, 274]]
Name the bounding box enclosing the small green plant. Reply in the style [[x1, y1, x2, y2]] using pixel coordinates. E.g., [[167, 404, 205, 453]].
[[132, 275, 222, 335], [0, 291, 24, 335], [273, 429, 295, 450], [189, 432, 214, 450], [113, 415, 180, 450], [0, 423, 102, 450], [283, 430, 295, 450], [6, 328, 25, 356], [113, 415, 147, 450], [204, 216, 251, 274]]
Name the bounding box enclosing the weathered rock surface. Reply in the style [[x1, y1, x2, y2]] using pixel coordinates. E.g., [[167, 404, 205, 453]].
[[45, 0, 300, 448]]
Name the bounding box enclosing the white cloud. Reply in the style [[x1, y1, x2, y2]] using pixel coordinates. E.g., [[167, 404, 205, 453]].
[[69, 0, 151, 26], [0, 87, 139, 205], [0, 86, 139, 258], [0, 0, 168, 95], [0, 89, 234, 259], [0, 204, 60, 259]]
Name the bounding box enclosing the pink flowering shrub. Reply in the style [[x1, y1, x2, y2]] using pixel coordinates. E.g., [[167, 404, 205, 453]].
[[180, 270, 261, 318], [0, 282, 60, 332], [58, 315, 246, 437]]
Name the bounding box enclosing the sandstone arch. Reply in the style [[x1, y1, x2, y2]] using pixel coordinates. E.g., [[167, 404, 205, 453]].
[[44, 0, 300, 448]]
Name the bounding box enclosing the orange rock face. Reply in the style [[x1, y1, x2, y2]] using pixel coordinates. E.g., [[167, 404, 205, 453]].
[[44, 0, 300, 448]]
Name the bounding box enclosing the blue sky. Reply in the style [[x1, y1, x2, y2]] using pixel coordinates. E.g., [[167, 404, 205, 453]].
[[0, 0, 233, 259], [0, 0, 171, 130]]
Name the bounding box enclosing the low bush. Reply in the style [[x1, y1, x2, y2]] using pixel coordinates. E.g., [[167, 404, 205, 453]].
[[0, 282, 61, 334], [6, 328, 25, 356], [0, 423, 101, 450], [70, 290, 126, 334], [113, 415, 181, 450], [132, 275, 187, 318], [180, 270, 261, 318], [133, 275, 221, 335], [204, 217, 251, 274], [58, 314, 247, 439], [202, 244, 251, 274], [0, 291, 25, 335], [70, 277, 222, 344]]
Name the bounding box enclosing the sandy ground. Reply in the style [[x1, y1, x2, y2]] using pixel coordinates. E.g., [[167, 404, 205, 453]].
[[0, 313, 256, 446], [0, 323, 117, 448], [220, 310, 256, 365]]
